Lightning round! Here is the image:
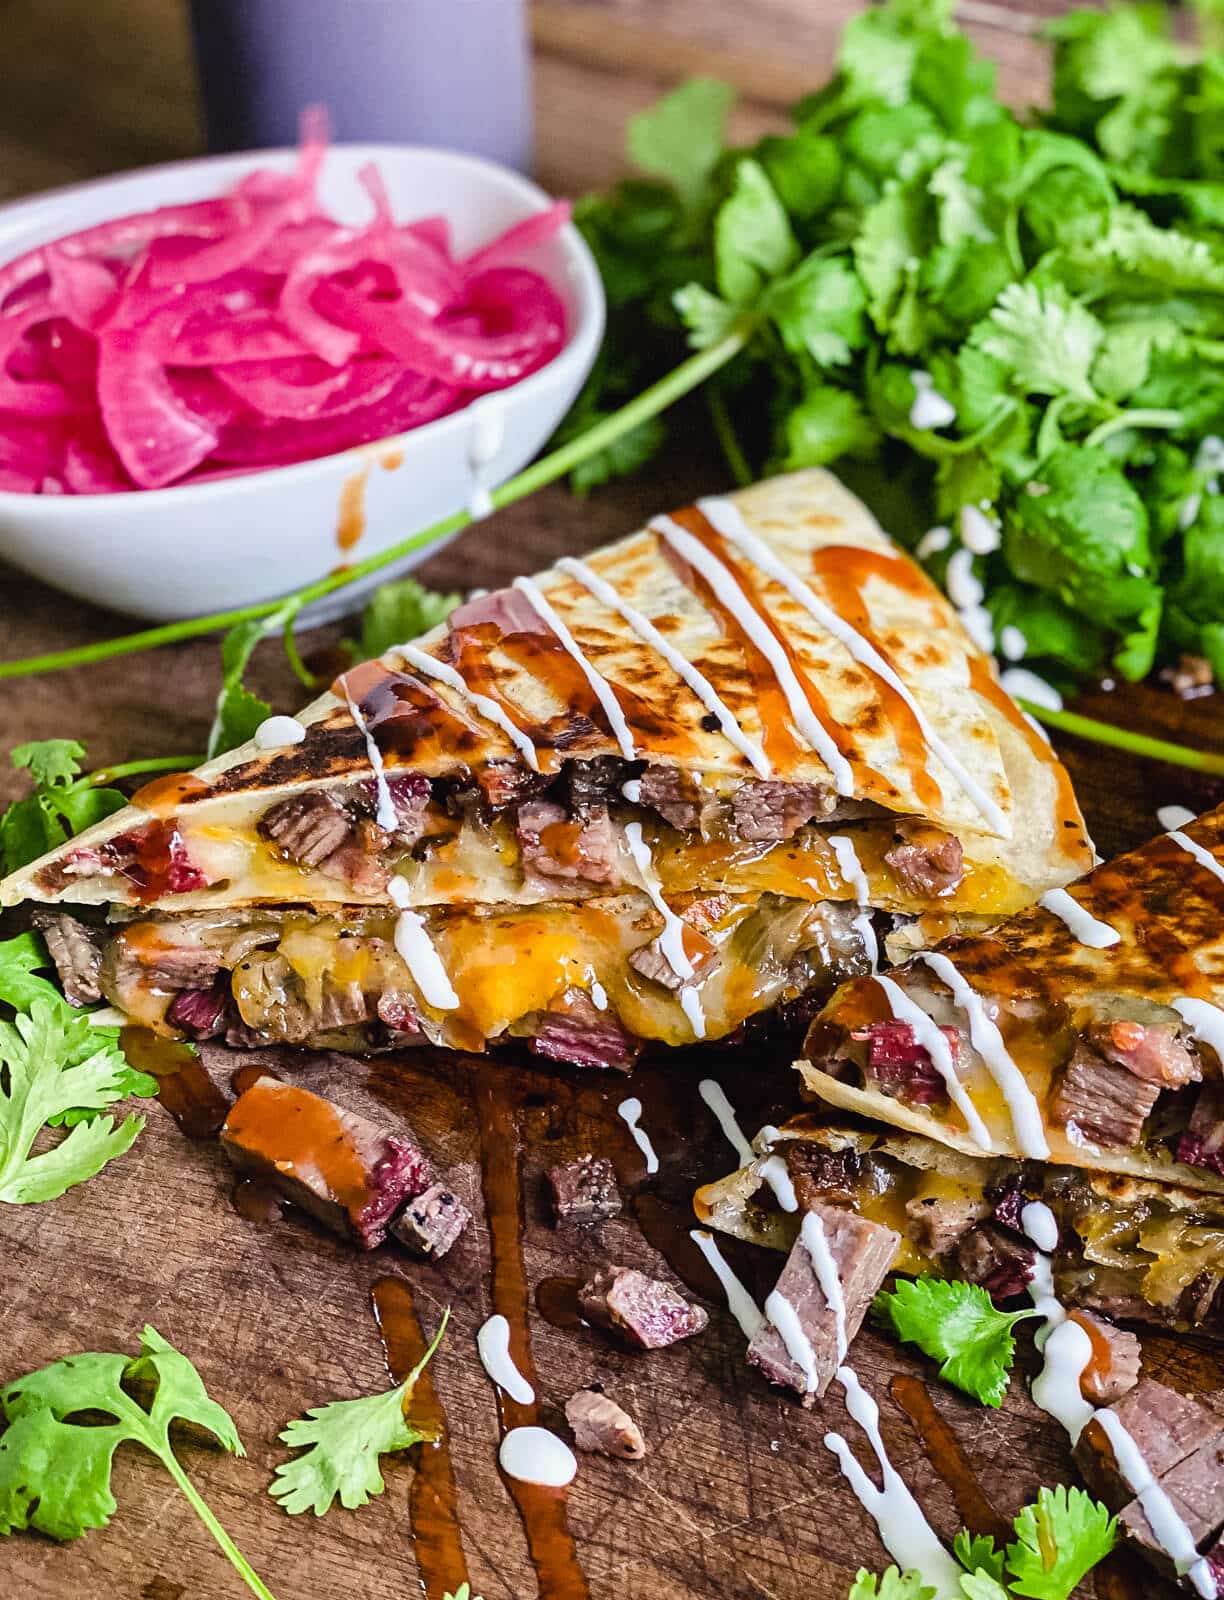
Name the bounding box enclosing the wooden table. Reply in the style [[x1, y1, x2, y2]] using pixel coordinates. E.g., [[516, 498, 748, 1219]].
[[0, 6, 1220, 1600]]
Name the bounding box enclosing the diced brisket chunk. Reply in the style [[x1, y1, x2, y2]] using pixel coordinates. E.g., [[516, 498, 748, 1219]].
[[529, 990, 639, 1072], [731, 781, 832, 843], [31, 911, 103, 1006], [166, 983, 229, 1040], [219, 1075, 433, 1249], [1119, 1434, 1224, 1581], [1050, 1040, 1161, 1150], [517, 798, 619, 886], [747, 1201, 900, 1403], [100, 930, 225, 1006], [565, 1389, 646, 1459], [853, 1019, 958, 1107], [390, 1182, 471, 1259], [884, 818, 965, 898], [637, 767, 714, 832], [1086, 1020, 1201, 1089], [1074, 1380, 1224, 1511], [578, 1265, 708, 1350], [547, 1154, 621, 1225], [905, 1189, 991, 1259], [1068, 1310, 1141, 1405], [259, 790, 352, 866], [477, 760, 547, 811], [316, 822, 391, 894], [359, 773, 431, 844], [1178, 1081, 1224, 1177], [784, 1143, 862, 1210], [953, 1222, 1036, 1301], [628, 923, 717, 991]]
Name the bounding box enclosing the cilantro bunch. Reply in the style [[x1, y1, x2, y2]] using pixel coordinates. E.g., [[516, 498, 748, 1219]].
[[850, 1485, 1116, 1600], [568, 0, 1224, 688]]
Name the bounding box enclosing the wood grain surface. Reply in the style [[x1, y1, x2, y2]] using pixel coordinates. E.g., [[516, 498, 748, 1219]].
[[0, 5, 1220, 1600]]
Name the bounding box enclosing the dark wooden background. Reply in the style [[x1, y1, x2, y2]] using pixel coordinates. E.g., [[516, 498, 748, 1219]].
[[0, 5, 1220, 1599]]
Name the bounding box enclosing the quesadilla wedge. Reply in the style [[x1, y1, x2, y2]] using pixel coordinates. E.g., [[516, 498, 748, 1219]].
[[695, 1117, 1224, 1338], [1, 469, 1090, 1062], [796, 805, 1224, 1192]]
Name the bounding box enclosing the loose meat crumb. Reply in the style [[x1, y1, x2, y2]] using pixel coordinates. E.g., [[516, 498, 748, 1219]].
[[391, 1182, 471, 1258], [784, 1143, 862, 1210], [529, 990, 639, 1072], [852, 1019, 958, 1107], [953, 1222, 1037, 1300], [547, 1155, 621, 1225], [565, 1388, 647, 1459], [884, 818, 965, 897], [578, 1265, 708, 1349]]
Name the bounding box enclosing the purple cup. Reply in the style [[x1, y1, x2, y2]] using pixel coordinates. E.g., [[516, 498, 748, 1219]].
[[188, 0, 534, 172]]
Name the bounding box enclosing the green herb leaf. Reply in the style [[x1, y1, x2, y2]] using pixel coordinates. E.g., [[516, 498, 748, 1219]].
[[10, 739, 86, 788], [627, 78, 736, 214], [783, 385, 879, 469], [208, 619, 276, 760], [765, 256, 868, 366], [715, 159, 799, 305], [674, 284, 741, 351], [355, 578, 462, 664], [270, 1310, 448, 1516], [847, 1568, 936, 1600], [954, 1531, 1005, 1584], [1, 740, 130, 875], [971, 283, 1102, 403], [959, 1575, 1011, 1600], [1004, 1486, 1117, 1600], [873, 1277, 1037, 1407]]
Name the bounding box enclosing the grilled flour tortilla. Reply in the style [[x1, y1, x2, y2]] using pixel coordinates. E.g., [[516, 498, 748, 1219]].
[[1, 469, 1090, 1061], [798, 805, 1224, 1193], [695, 1118, 1224, 1339]]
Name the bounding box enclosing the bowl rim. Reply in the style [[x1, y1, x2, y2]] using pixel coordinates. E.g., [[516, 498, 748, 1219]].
[[0, 141, 605, 510]]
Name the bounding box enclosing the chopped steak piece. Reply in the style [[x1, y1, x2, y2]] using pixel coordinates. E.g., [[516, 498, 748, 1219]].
[[166, 983, 229, 1040], [747, 1201, 900, 1403], [317, 822, 391, 894], [219, 1075, 433, 1249], [1068, 1310, 1142, 1405], [784, 1143, 862, 1210], [853, 1019, 958, 1107], [568, 757, 629, 814], [953, 1223, 1036, 1300], [628, 923, 717, 991], [477, 760, 548, 810], [1074, 1380, 1224, 1511], [31, 910, 103, 1006], [100, 930, 224, 1002], [390, 1183, 471, 1258], [517, 798, 618, 885], [1119, 1434, 1224, 1581], [1050, 1040, 1161, 1149], [1085, 1020, 1201, 1089], [681, 893, 736, 936], [358, 773, 432, 844], [637, 767, 715, 832], [258, 790, 352, 866], [884, 818, 965, 897], [1178, 1081, 1224, 1176], [529, 990, 639, 1072], [578, 1265, 708, 1350], [731, 781, 831, 843], [547, 1154, 621, 1225], [565, 1389, 646, 1459], [905, 1189, 991, 1258]]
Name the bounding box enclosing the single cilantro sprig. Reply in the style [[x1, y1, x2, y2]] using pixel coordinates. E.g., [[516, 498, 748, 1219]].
[[0, 739, 201, 875], [0, 1325, 277, 1600], [351, 577, 463, 667], [873, 1278, 1040, 1407], [270, 1308, 449, 1515]]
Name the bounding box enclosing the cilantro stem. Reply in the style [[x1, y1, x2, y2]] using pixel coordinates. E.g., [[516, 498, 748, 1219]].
[[706, 384, 754, 486], [1082, 408, 1183, 449], [281, 610, 323, 691], [1021, 699, 1224, 777], [80, 756, 203, 787], [160, 1452, 279, 1600], [0, 330, 749, 682]]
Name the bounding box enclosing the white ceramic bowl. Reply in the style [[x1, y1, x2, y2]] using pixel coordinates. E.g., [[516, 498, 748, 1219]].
[[0, 146, 604, 621]]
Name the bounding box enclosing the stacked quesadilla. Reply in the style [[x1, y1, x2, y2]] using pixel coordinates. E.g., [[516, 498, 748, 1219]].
[[698, 806, 1224, 1335], [0, 469, 1090, 1067]]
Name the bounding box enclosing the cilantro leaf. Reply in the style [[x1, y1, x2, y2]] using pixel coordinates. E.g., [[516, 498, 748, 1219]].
[[11, 739, 85, 788], [627, 78, 735, 214], [270, 1309, 448, 1516], [208, 619, 275, 760], [715, 159, 799, 305], [971, 284, 1103, 403], [783, 385, 879, 470], [1, 741, 129, 875], [765, 256, 868, 367], [959, 1576, 1011, 1600], [847, 1569, 936, 1600], [1004, 1486, 1116, 1600], [355, 578, 462, 664], [873, 1277, 1037, 1406], [954, 1531, 1005, 1584], [674, 284, 741, 351]]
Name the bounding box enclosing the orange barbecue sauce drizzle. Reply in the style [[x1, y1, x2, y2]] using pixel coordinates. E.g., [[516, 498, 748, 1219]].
[[222, 1077, 370, 1217], [337, 461, 371, 551], [120, 1025, 229, 1139], [473, 1064, 591, 1600], [129, 772, 210, 816], [372, 1275, 471, 1600], [889, 1374, 1011, 1543], [808, 545, 943, 813]]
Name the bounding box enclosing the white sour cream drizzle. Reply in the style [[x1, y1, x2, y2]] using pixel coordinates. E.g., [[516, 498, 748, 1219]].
[[1038, 887, 1121, 949], [1000, 667, 1063, 713], [394, 643, 541, 772], [556, 555, 771, 777], [512, 575, 636, 760], [689, 1228, 765, 1340], [254, 714, 307, 749], [696, 495, 1011, 836], [499, 1426, 577, 1488], [620, 778, 642, 803], [945, 546, 983, 610], [1159, 804, 1197, 832], [466, 394, 505, 521], [916, 525, 951, 559], [387, 876, 460, 1010], [651, 513, 855, 795], [1020, 1204, 1218, 1597], [914, 951, 1049, 1159], [341, 683, 398, 831], [1169, 829, 1224, 889], [874, 974, 993, 1151], [698, 1079, 755, 1167], [960, 504, 1000, 556], [623, 821, 706, 1037], [476, 1314, 535, 1405], [827, 833, 879, 971], [999, 624, 1027, 662], [617, 1096, 659, 1175], [758, 1154, 798, 1211], [1173, 997, 1224, 1063], [909, 371, 957, 431], [589, 978, 609, 1012]]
